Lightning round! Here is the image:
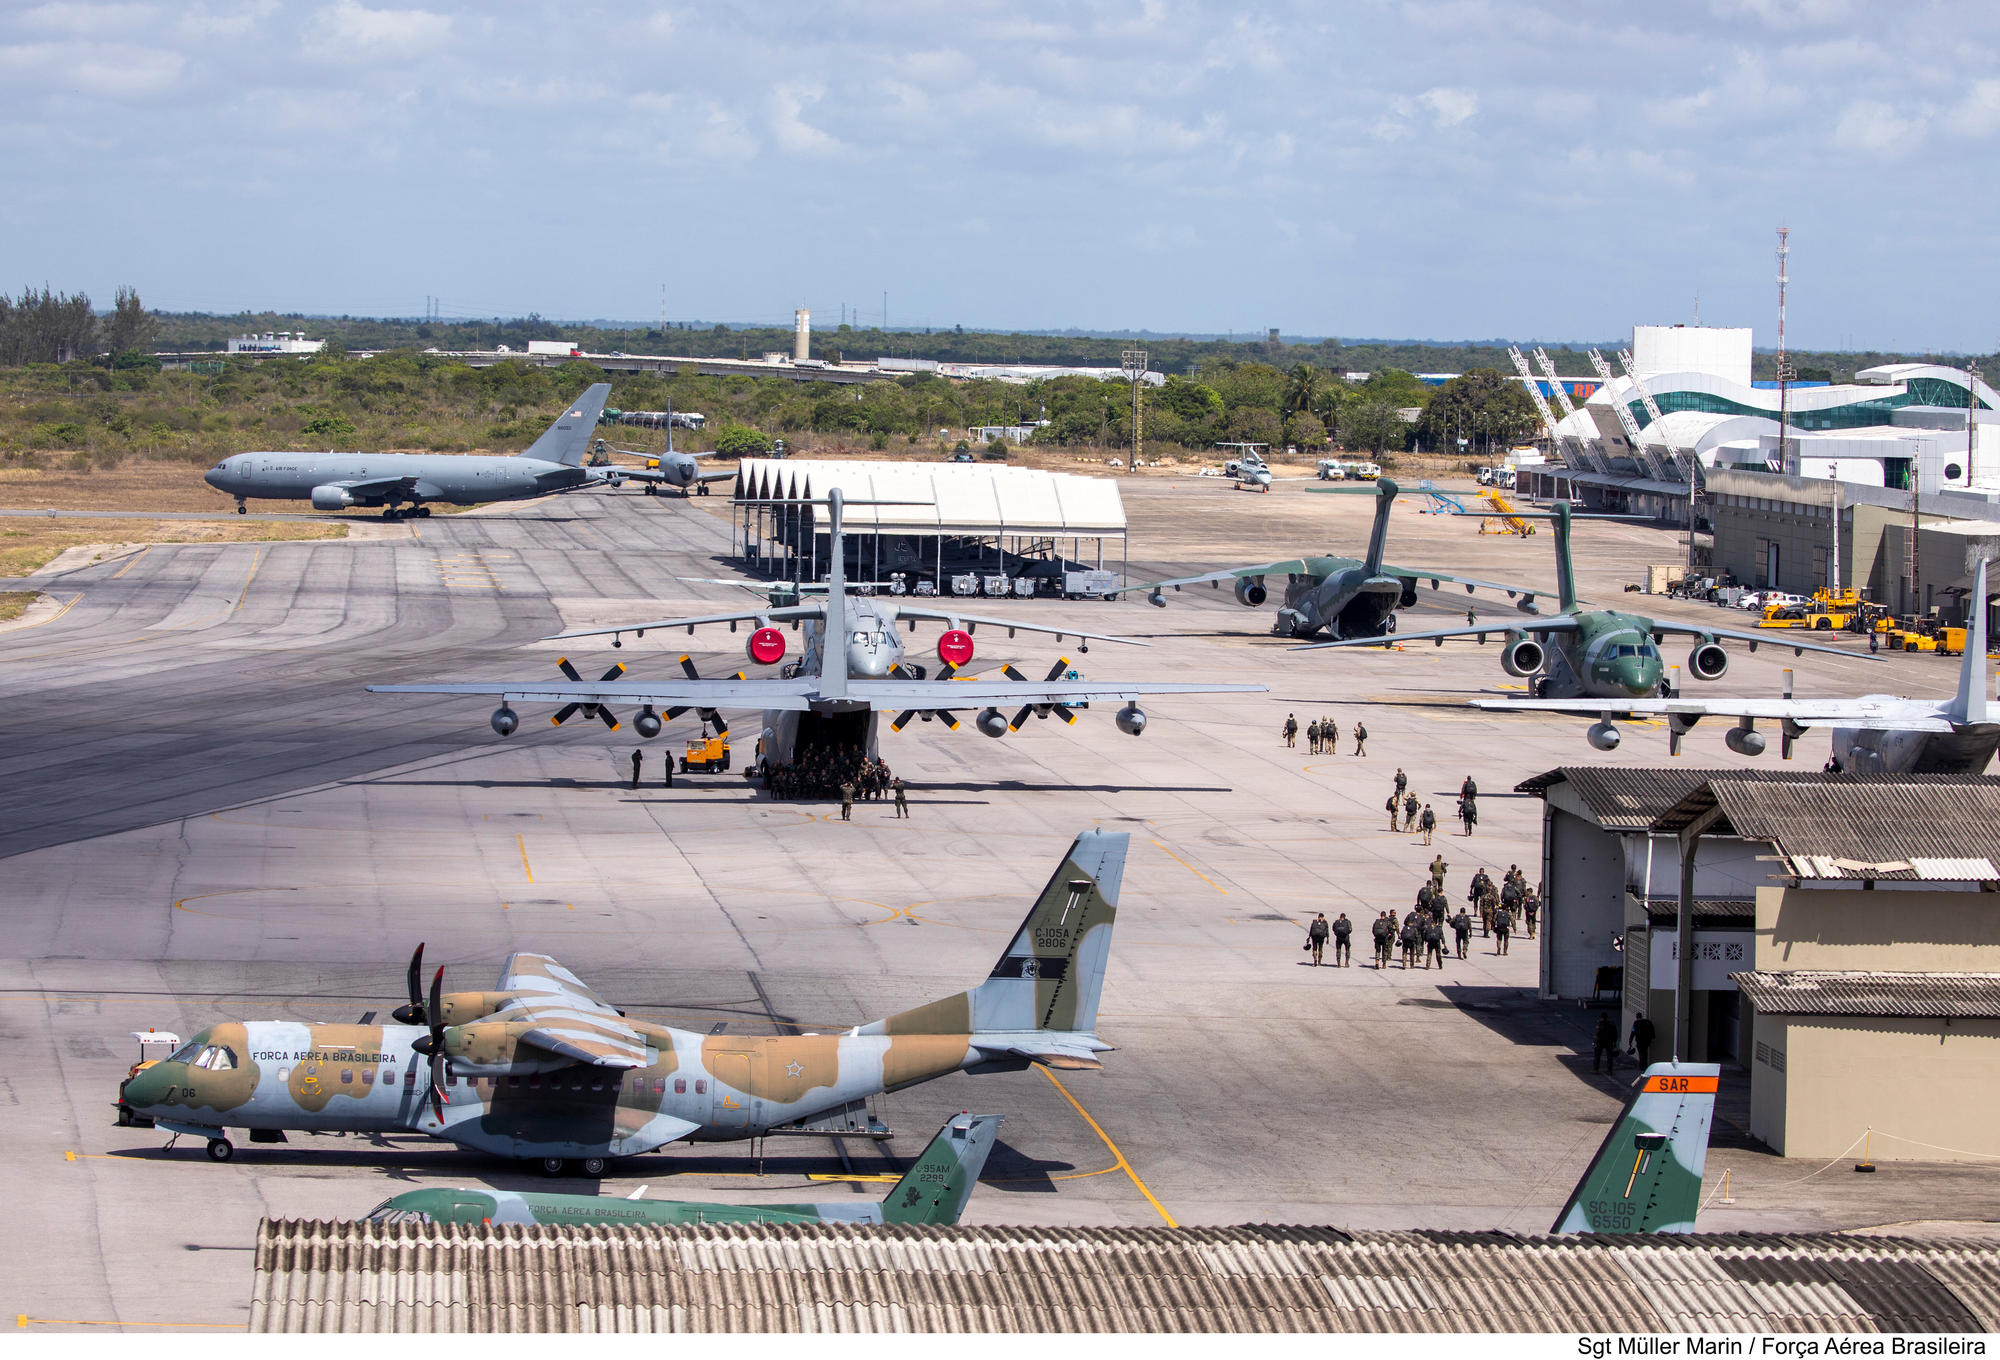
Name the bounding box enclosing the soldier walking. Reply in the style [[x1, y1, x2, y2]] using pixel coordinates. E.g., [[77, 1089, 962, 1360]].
[[1305, 912, 1329, 966], [1429, 854, 1448, 893], [1393, 767, 1408, 799], [1372, 912, 1393, 968], [662, 755, 674, 789], [1418, 804, 1436, 844], [1458, 794, 1478, 836], [1630, 1012, 1656, 1067], [1451, 908, 1472, 959], [1460, 775, 1478, 802], [1592, 1012, 1619, 1073], [1423, 914, 1446, 970], [1306, 719, 1321, 755], [839, 780, 855, 821], [1352, 721, 1367, 756], [893, 776, 909, 818], [1492, 905, 1511, 955], [1522, 889, 1539, 939], [1324, 714, 1339, 755], [1283, 713, 1298, 748], [630, 749, 643, 790], [1384, 791, 1400, 831], [1402, 791, 1420, 832], [1331, 912, 1352, 966], [1399, 913, 1421, 969]]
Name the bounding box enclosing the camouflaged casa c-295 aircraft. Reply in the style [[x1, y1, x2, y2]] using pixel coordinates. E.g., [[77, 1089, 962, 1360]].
[[117, 831, 1126, 1176]]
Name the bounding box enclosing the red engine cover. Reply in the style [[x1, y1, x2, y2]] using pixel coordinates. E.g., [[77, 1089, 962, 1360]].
[[937, 629, 975, 668], [747, 626, 786, 666]]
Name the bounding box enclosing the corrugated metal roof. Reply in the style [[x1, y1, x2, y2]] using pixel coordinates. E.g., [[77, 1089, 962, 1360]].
[[1662, 778, 2000, 880], [1643, 897, 1755, 925], [1515, 767, 1737, 828], [1734, 970, 2000, 1019], [251, 1221, 2000, 1333]]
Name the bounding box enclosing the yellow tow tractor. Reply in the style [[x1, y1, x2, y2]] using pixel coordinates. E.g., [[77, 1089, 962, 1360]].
[[1888, 622, 1968, 656], [1759, 587, 1865, 632], [679, 733, 732, 774]]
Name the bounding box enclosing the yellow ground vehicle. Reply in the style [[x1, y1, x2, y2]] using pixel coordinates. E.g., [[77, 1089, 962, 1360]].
[[1759, 602, 1853, 631], [679, 734, 732, 774], [1888, 625, 1967, 656]]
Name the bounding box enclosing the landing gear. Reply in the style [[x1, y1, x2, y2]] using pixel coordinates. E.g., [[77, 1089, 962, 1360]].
[[382, 507, 401, 521], [578, 1157, 607, 1177], [234, 499, 247, 515], [414, 506, 432, 518], [643, 486, 657, 497], [538, 1156, 566, 1177], [206, 1136, 234, 1163]]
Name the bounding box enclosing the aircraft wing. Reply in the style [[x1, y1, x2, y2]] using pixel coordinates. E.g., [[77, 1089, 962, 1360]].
[[492, 953, 652, 1068], [327, 475, 418, 496], [1126, 560, 1316, 593], [613, 464, 736, 485], [1650, 620, 1881, 662], [850, 678, 1264, 706], [889, 603, 1148, 647], [1381, 565, 1548, 605], [1469, 695, 1954, 732], [366, 677, 818, 711], [970, 1030, 1115, 1072], [1291, 617, 1581, 652], [547, 604, 823, 641]]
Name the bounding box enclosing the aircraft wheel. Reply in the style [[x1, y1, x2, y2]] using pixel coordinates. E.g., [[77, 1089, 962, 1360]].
[[206, 1137, 234, 1163], [538, 1157, 568, 1177], [579, 1156, 608, 1178], [235, 503, 247, 515], [1383, 614, 1397, 635], [417, 506, 433, 518], [383, 508, 400, 522]]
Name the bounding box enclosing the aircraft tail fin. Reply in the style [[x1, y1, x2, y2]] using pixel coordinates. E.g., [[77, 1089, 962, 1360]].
[[1552, 1062, 1719, 1233], [860, 830, 1125, 1043], [1362, 479, 1398, 577], [1551, 500, 1579, 613], [1948, 557, 1991, 724], [878, 1113, 1003, 1225], [519, 383, 611, 467]]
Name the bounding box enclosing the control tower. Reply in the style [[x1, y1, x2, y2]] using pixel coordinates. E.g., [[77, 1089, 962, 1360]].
[[793, 308, 810, 362]]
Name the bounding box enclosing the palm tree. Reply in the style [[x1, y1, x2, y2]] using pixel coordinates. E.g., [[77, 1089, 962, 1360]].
[[1283, 363, 1322, 419]]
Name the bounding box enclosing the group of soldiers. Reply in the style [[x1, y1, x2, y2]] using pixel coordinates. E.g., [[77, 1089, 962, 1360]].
[[1347, 857, 1540, 970], [1383, 771, 1483, 843], [1464, 862, 1540, 948], [764, 746, 901, 812], [1282, 714, 1367, 757]]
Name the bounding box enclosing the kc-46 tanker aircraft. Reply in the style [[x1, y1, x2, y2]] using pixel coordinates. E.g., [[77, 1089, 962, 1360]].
[[1129, 478, 1548, 640], [369, 488, 1262, 761], [1295, 499, 1872, 724], [117, 832, 1125, 1176], [1475, 558, 1998, 772], [204, 384, 617, 520]]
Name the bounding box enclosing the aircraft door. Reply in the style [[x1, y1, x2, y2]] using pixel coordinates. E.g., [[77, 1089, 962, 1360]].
[[711, 1051, 756, 1128]]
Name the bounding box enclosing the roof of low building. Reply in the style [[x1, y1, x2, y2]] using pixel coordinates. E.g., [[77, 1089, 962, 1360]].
[[1651, 776, 2000, 880], [251, 1220, 2000, 1333], [1734, 971, 2000, 1019], [1643, 897, 1755, 925], [731, 458, 1127, 534]]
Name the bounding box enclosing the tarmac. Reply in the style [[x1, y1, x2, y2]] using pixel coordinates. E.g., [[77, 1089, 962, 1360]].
[[3, 473, 1992, 1332]]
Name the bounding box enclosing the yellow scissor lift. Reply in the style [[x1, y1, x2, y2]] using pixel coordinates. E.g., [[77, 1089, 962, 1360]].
[[1477, 490, 1536, 536]]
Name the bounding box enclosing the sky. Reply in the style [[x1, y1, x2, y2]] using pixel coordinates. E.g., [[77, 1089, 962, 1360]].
[[4, 0, 1999, 352]]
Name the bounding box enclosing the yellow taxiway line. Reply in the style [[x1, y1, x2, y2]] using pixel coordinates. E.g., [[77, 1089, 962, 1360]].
[[1150, 837, 1226, 895], [517, 833, 533, 883], [1038, 1066, 1177, 1228], [17, 1315, 244, 1330]]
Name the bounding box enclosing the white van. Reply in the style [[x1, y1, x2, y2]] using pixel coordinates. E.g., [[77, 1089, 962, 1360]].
[[1316, 459, 1347, 480]]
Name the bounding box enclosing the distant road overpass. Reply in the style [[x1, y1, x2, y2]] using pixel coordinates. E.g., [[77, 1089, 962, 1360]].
[[154, 349, 883, 385]]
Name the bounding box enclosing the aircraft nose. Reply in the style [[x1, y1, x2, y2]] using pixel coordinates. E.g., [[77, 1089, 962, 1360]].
[[203, 466, 224, 489], [122, 1062, 176, 1111]]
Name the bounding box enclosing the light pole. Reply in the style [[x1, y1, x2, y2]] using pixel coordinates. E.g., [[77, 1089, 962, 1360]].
[[1121, 348, 1147, 474]]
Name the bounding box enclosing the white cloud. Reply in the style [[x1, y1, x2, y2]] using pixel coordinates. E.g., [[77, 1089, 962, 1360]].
[[307, 1, 450, 62], [175, 1, 277, 39], [1419, 86, 1477, 128], [769, 82, 841, 155], [1833, 98, 1923, 153], [17, 3, 157, 35], [1947, 79, 2000, 138], [0, 41, 185, 99]]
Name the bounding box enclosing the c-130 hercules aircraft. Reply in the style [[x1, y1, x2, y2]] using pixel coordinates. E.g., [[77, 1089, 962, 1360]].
[[118, 831, 1126, 1177], [369, 488, 1263, 760]]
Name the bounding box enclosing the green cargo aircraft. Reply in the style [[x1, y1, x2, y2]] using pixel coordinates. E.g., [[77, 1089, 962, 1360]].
[[363, 1111, 1000, 1229], [1294, 500, 1871, 747]]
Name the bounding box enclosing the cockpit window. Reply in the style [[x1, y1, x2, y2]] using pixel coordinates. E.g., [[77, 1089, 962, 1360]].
[[191, 1046, 238, 1070], [363, 1203, 434, 1226], [168, 1039, 203, 1064]]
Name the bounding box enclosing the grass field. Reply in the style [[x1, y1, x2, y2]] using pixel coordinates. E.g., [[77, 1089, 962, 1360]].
[[0, 590, 36, 621], [0, 519, 346, 577]]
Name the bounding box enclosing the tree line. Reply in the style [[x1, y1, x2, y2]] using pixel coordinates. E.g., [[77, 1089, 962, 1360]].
[[0, 286, 155, 366]]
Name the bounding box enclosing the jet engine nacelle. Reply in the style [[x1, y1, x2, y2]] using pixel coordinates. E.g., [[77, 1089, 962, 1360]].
[[1399, 581, 1419, 609], [1586, 720, 1621, 751], [1115, 703, 1147, 736], [1689, 641, 1729, 681], [1501, 636, 1546, 678], [747, 626, 786, 666], [1724, 721, 1767, 757], [975, 707, 1009, 739], [490, 706, 519, 737], [310, 484, 357, 511], [633, 706, 662, 739], [1234, 577, 1268, 607]]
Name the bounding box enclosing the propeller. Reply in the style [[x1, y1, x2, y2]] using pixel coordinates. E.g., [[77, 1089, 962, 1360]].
[[669, 654, 737, 736], [1004, 658, 1079, 731], [391, 942, 426, 1025], [890, 663, 961, 732], [410, 966, 448, 1122], [550, 657, 626, 730]]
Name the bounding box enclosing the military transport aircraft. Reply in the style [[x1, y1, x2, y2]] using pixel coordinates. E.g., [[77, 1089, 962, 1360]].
[[1474, 560, 1999, 772], [1295, 499, 1872, 727], [1553, 1062, 1718, 1234], [117, 830, 1124, 1176], [598, 402, 738, 499], [362, 1111, 1001, 1228], [368, 488, 1263, 760], [1129, 478, 1548, 639], [203, 384, 615, 520]]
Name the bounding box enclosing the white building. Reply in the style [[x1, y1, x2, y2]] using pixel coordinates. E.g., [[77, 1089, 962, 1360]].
[[226, 331, 324, 354]]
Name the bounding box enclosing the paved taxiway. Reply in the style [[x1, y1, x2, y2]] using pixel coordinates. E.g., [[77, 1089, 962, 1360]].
[[4, 474, 1992, 1331]]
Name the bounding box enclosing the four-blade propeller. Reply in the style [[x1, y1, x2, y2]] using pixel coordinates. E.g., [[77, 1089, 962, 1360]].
[[1004, 657, 1080, 730], [550, 657, 626, 730], [889, 662, 961, 732]]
